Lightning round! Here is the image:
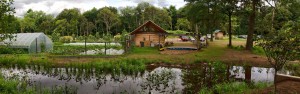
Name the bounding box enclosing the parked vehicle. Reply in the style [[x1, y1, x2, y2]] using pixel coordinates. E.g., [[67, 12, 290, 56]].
[[179, 36, 190, 41], [238, 35, 247, 39]]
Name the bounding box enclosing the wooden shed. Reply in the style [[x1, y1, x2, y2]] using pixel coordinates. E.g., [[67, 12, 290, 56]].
[[214, 30, 224, 40], [130, 21, 167, 47]]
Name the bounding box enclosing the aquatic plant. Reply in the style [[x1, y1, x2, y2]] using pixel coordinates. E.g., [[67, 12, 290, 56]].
[[140, 68, 177, 94], [198, 82, 271, 94], [0, 71, 77, 94]]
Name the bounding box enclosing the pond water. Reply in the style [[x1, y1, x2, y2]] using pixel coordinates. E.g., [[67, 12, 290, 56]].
[[0, 65, 277, 94]]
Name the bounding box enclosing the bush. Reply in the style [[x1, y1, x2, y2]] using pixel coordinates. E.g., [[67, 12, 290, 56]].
[[0, 46, 13, 54], [230, 45, 244, 50], [252, 46, 265, 55], [59, 36, 74, 43], [0, 46, 27, 54], [166, 30, 189, 35], [198, 82, 270, 94], [214, 82, 248, 94], [51, 32, 60, 42]]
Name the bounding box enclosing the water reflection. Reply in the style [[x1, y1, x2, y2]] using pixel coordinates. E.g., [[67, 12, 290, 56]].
[[1, 64, 275, 94]]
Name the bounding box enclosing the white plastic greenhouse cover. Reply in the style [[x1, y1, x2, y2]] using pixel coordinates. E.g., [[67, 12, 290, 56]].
[[1, 33, 53, 53]]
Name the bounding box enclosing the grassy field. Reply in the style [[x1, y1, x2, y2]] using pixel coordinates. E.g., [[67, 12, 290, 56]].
[[0, 39, 271, 67]]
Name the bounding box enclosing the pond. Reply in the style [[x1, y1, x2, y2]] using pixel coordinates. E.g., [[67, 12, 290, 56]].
[[0, 64, 277, 94]]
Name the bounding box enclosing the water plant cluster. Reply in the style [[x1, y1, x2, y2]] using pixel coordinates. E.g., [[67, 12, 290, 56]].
[[0, 55, 273, 93], [141, 68, 178, 94], [0, 72, 77, 94], [65, 58, 147, 76], [198, 82, 270, 94]]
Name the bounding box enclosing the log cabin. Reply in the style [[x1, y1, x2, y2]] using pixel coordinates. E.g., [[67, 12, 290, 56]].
[[130, 21, 167, 47]]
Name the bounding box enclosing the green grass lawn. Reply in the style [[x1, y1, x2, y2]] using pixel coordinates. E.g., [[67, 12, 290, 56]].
[[131, 47, 160, 54], [0, 39, 268, 65]]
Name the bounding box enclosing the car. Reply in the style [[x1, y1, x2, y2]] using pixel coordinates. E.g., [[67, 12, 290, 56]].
[[180, 36, 190, 41], [238, 35, 247, 39]]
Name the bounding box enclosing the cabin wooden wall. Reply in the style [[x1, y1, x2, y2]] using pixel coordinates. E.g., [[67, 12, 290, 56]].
[[215, 32, 224, 40], [133, 33, 165, 47]]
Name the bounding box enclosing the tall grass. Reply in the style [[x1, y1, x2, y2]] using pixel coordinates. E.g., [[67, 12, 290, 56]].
[[198, 82, 271, 94], [66, 58, 147, 75], [0, 72, 77, 94]]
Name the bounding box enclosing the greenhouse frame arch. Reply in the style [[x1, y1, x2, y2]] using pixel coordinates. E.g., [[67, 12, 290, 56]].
[[0, 33, 53, 53]]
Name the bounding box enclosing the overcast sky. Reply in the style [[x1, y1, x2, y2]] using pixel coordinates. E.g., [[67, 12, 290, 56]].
[[13, 0, 187, 17]]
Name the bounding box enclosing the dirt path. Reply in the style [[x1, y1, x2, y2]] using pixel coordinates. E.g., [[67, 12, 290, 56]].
[[255, 81, 300, 94], [221, 49, 270, 67], [206, 40, 270, 67]]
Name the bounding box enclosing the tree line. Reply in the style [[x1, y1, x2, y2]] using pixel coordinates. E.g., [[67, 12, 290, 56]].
[[1, 0, 300, 50], [184, 0, 300, 50]]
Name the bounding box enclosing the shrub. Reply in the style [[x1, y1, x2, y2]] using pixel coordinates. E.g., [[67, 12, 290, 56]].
[[0, 46, 27, 54], [230, 45, 244, 50], [0, 46, 13, 54], [51, 32, 60, 42], [252, 46, 265, 55], [59, 36, 74, 43]]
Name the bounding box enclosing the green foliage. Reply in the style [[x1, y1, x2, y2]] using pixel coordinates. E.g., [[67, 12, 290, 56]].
[[0, 73, 33, 94], [198, 82, 270, 94], [176, 18, 191, 31], [252, 46, 265, 55], [198, 87, 213, 94], [214, 82, 248, 94], [59, 36, 74, 43], [114, 33, 121, 41], [0, 46, 27, 54], [229, 45, 245, 50], [0, 0, 17, 39], [98, 7, 120, 35], [284, 63, 300, 76], [131, 47, 159, 54], [166, 30, 189, 35], [87, 34, 96, 42], [0, 71, 77, 94], [167, 5, 178, 30], [89, 58, 146, 74], [50, 45, 122, 55], [20, 10, 54, 33], [144, 6, 172, 29], [51, 32, 60, 42]]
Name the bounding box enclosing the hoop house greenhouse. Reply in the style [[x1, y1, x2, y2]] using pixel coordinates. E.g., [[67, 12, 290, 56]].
[[0, 33, 53, 53]]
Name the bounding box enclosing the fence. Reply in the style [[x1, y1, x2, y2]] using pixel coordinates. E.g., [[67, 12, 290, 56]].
[[49, 35, 134, 55]]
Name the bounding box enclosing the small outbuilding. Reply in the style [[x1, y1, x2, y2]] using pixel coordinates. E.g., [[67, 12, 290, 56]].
[[0, 33, 53, 53], [130, 21, 167, 47], [214, 30, 224, 40]]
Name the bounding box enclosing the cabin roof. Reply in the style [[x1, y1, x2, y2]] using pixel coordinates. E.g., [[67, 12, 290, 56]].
[[130, 21, 167, 35]]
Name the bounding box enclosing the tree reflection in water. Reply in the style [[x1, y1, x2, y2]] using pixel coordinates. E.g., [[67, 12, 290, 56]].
[[140, 68, 179, 94], [0, 62, 275, 93]]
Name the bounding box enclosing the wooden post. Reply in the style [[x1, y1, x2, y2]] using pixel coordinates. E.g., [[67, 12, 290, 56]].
[[105, 42, 107, 55], [158, 34, 160, 50], [85, 35, 87, 55], [149, 35, 150, 46], [36, 38, 38, 53], [124, 36, 127, 53], [245, 66, 252, 84]]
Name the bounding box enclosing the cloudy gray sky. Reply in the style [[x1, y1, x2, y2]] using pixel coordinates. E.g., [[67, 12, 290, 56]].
[[13, 0, 187, 17]]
